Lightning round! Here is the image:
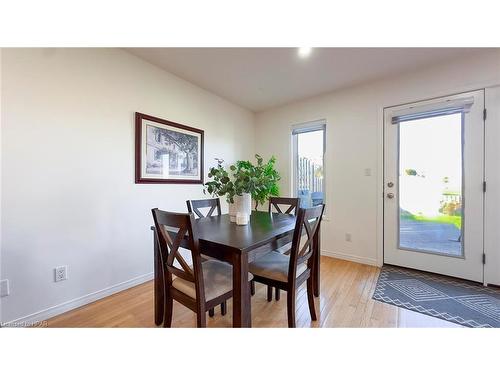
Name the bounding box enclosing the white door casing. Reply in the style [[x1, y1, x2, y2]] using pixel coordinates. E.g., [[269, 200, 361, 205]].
[[485, 86, 500, 286]]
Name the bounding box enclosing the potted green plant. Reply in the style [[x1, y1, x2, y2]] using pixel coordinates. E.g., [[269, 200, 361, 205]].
[[204, 154, 281, 222]]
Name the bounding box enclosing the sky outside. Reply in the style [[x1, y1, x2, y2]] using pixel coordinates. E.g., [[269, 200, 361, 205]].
[[399, 113, 462, 216], [297, 130, 324, 164]]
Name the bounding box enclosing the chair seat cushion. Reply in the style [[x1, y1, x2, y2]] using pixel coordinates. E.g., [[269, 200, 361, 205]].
[[249, 252, 307, 283], [274, 243, 291, 254], [273, 234, 308, 254], [172, 260, 253, 302]]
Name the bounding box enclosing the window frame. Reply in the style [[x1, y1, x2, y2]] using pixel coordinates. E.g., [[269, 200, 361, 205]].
[[291, 119, 327, 208]]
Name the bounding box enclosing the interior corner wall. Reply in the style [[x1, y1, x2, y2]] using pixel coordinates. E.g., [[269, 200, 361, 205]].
[[254, 50, 500, 267], [0, 48, 4, 323], [0, 48, 255, 323]]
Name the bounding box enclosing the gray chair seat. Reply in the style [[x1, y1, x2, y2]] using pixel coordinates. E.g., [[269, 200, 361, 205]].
[[173, 259, 253, 301], [274, 234, 308, 254], [249, 251, 307, 283], [275, 243, 292, 254]]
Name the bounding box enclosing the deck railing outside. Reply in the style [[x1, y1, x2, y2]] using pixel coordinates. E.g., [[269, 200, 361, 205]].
[[297, 156, 324, 207]]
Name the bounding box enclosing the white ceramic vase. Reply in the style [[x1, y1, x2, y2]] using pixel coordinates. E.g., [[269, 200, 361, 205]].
[[228, 193, 252, 222]]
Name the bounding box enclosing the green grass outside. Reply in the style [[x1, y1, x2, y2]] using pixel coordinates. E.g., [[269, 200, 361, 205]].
[[401, 212, 462, 229]]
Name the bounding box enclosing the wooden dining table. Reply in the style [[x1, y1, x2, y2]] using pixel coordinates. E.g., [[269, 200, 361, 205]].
[[151, 210, 321, 328]]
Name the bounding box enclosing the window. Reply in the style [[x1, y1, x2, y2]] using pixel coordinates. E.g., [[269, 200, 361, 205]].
[[292, 121, 326, 208]]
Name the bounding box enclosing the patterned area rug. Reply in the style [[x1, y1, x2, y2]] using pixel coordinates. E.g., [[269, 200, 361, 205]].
[[372, 266, 500, 328]]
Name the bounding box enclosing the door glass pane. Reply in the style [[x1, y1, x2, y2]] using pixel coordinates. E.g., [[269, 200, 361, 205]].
[[296, 129, 325, 208], [399, 113, 463, 256]]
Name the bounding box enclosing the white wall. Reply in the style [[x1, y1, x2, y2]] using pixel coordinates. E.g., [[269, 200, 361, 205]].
[[255, 50, 500, 268], [0, 48, 255, 322]]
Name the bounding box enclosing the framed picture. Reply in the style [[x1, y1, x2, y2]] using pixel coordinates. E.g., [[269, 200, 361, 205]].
[[135, 112, 204, 184]]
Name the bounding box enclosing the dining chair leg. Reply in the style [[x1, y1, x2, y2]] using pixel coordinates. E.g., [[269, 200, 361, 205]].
[[154, 232, 164, 326], [275, 287, 280, 301], [163, 294, 173, 328], [306, 277, 317, 321], [221, 301, 227, 316], [250, 280, 255, 296], [209, 308, 215, 317], [267, 285, 273, 302], [287, 290, 296, 328], [197, 311, 207, 328]]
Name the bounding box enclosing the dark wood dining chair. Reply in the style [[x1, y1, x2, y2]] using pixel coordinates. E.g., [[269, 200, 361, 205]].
[[152, 208, 253, 327], [268, 196, 300, 215], [260, 197, 300, 301], [186, 198, 227, 317], [268, 197, 300, 256], [186, 198, 221, 219], [249, 204, 325, 328]]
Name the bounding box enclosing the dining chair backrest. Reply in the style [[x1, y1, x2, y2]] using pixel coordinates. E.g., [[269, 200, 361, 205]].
[[187, 198, 222, 218], [287, 204, 325, 280], [151, 208, 205, 301], [268, 197, 300, 215]]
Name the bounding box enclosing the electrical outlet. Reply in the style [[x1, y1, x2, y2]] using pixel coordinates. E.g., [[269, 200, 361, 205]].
[[364, 168, 372, 176], [0, 279, 10, 297], [345, 233, 352, 242], [54, 266, 68, 282]]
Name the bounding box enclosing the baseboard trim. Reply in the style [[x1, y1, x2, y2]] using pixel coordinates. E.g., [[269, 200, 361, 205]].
[[5, 272, 154, 325], [321, 249, 378, 266]]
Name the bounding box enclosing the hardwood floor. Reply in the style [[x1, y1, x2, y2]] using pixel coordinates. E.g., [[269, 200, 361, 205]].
[[47, 257, 460, 328]]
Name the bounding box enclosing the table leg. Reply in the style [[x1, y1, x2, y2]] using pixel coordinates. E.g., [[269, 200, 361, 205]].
[[313, 222, 321, 297], [153, 229, 164, 326], [232, 252, 251, 328]]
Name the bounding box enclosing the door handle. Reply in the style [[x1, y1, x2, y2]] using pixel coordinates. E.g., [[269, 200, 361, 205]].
[[387, 193, 395, 199]]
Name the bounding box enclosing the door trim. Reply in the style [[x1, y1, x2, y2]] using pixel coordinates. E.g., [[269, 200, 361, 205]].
[[376, 83, 500, 268]]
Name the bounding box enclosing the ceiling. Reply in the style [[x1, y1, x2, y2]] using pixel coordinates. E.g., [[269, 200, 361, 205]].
[[126, 48, 484, 112]]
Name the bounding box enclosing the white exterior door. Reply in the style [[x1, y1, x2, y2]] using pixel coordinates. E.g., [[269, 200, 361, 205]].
[[384, 90, 485, 283]]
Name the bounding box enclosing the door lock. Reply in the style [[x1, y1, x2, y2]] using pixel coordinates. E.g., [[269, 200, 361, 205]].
[[387, 182, 394, 188], [387, 193, 395, 199]]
